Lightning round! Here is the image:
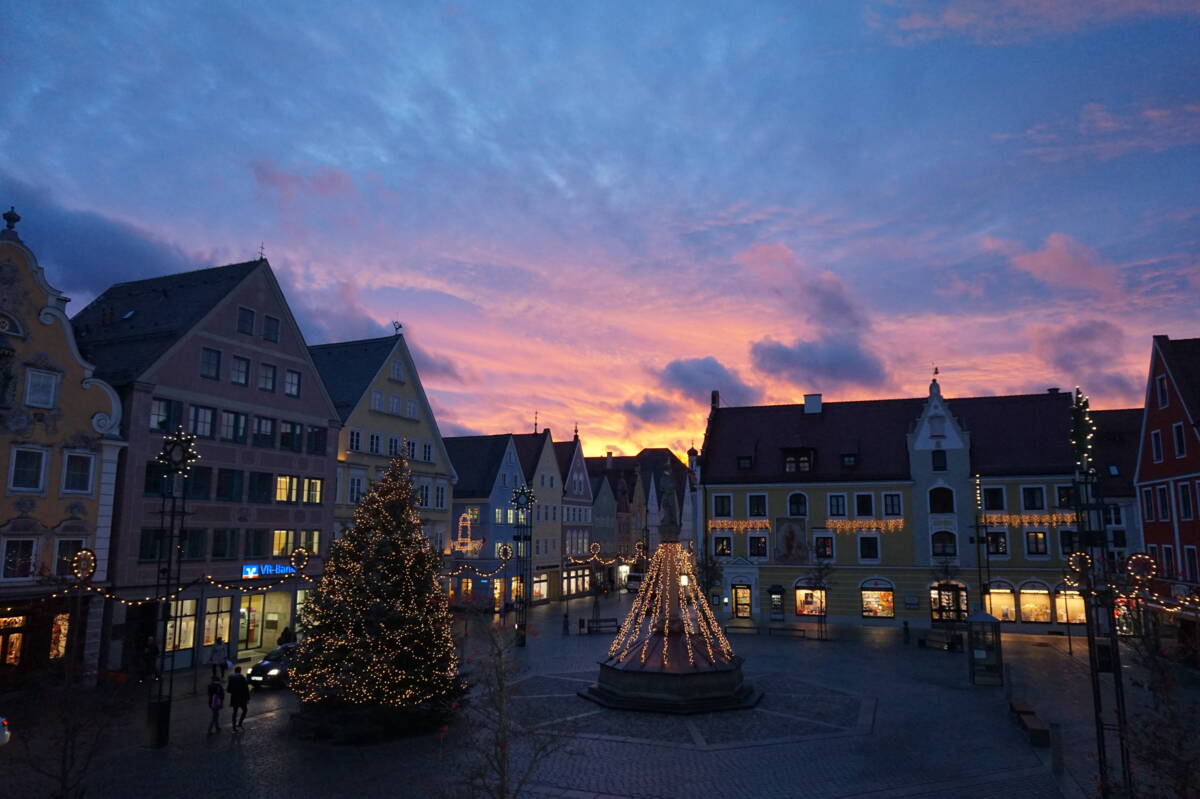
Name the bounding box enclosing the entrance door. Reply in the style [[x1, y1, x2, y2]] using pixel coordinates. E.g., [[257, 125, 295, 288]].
[[239, 595, 264, 650], [930, 583, 968, 624], [732, 584, 752, 618]]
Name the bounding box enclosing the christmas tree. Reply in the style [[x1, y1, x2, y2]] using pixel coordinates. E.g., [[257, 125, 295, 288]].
[[291, 455, 460, 723]]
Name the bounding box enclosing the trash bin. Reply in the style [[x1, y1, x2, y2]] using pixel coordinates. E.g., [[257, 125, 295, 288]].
[[146, 698, 171, 748]]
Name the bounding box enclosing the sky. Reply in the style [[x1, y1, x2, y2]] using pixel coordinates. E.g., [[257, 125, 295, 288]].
[[3, 1, 1198, 457]]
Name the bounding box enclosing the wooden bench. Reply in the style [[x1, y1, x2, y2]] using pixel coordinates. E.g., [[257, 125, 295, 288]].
[[917, 629, 962, 651], [767, 625, 807, 638], [1010, 698, 1035, 716], [1020, 713, 1051, 747], [586, 618, 620, 634]]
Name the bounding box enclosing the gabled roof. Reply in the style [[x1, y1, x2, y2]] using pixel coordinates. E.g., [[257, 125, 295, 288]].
[[308, 336, 398, 423], [553, 440, 576, 480], [702, 390, 1075, 484], [443, 434, 513, 499], [72, 260, 261, 385], [1156, 335, 1200, 424], [1093, 408, 1142, 498], [511, 430, 552, 482]]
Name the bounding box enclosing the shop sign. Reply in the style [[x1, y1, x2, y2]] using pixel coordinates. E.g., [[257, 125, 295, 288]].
[[242, 563, 297, 579]]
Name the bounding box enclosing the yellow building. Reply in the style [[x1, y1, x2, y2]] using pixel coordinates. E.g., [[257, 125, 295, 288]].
[[699, 382, 1095, 630], [309, 333, 456, 546], [0, 209, 124, 686]]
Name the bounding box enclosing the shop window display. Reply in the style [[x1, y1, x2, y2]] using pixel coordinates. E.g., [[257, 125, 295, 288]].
[[860, 590, 894, 618], [1019, 586, 1051, 622], [795, 587, 826, 616], [1054, 589, 1086, 624], [984, 588, 1016, 621]]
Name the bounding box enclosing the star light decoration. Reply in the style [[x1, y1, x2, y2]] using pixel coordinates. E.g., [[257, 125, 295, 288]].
[[156, 426, 201, 477]]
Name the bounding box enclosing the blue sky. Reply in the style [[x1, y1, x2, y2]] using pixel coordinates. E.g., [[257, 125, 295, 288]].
[[4, 1, 1198, 453]]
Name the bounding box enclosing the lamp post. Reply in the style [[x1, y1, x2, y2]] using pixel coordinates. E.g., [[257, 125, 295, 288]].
[[509, 486, 536, 647]]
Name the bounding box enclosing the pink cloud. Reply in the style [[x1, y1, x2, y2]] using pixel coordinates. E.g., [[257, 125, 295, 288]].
[[998, 101, 1200, 162], [989, 233, 1123, 299]]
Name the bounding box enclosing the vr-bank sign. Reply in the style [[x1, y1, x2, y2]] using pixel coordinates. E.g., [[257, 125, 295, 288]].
[[242, 563, 297, 579]]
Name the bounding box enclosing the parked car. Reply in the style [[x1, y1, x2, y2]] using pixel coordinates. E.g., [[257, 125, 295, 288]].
[[248, 643, 296, 688], [1, 715, 9, 747]]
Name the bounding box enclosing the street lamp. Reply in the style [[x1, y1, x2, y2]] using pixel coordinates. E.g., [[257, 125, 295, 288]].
[[509, 486, 536, 647]]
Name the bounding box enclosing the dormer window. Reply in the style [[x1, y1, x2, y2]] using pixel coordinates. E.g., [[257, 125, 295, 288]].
[[784, 456, 797, 473], [783, 448, 813, 473], [736, 456, 753, 470]]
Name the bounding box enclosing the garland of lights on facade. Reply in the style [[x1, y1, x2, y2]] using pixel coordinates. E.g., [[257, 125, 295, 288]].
[[566, 541, 645, 566]]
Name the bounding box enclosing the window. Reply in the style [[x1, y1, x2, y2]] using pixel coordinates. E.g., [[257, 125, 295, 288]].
[[9, 448, 45, 491], [859, 535, 880, 561], [2, 539, 34, 579], [181, 528, 206, 560], [237, 307, 255, 334], [137, 528, 165, 562], [1110, 529, 1127, 549], [1156, 374, 1169, 408], [406, 440, 416, 459], [713, 495, 732, 518], [788, 493, 808, 517], [348, 429, 362, 451], [164, 599, 196, 653], [1185, 547, 1199, 582], [48, 613, 69, 659], [62, 453, 94, 493], [423, 443, 432, 462], [532, 574, 548, 602], [494, 507, 503, 525], [931, 449, 947, 471], [1104, 504, 1123, 527], [217, 411, 245, 443], [149, 398, 182, 432], [795, 587, 826, 616], [371, 390, 384, 411], [24, 369, 59, 407], [736, 456, 752, 470], [930, 583, 969, 622], [748, 536, 767, 558], [203, 597, 232, 647], [244, 529, 268, 558], [275, 475, 300, 503], [1021, 486, 1045, 511], [1056, 485, 1074, 508], [1148, 543, 1160, 570], [985, 584, 1016, 621], [297, 530, 320, 554], [189, 405, 215, 438], [231, 356, 250, 386], [387, 436, 400, 457], [1055, 588, 1086, 624], [784, 456, 797, 473], [279, 421, 303, 451], [982, 487, 1005, 511], [248, 472, 274, 503], [143, 461, 171, 497], [1173, 423, 1187, 458], [284, 370, 301, 397], [304, 478, 324, 505], [215, 469, 243, 502], [211, 529, 238, 560], [1180, 483, 1194, 521], [259, 363, 276, 392], [931, 531, 956, 557], [1150, 430, 1163, 463], [814, 535, 834, 559], [389, 395, 402, 415], [252, 417, 275, 448], [369, 433, 381, 455], [306, 426, 327, 455], [1142, 488, 1155, 521], [435, 484, 446, 509], [263, 315, 280, 342], [855, 494, 874, 518], [55, 539, 83, 576], [1156, 485, 1171, 521], [842, 454, 858, 468], [748, 494, 767, 517], [406, 399, 417, 419], [390, 360, 405, 381], [861, 582, 895, 618], [828, 494, 847, 517], [348, 475, 364, 504], [883, 493, 902, 516], [929, 487, 954, 514], [272, 530, 294, 557], [1019, 585, 1051, 622], [418, 483, 430, 507], [1060, 529, 1079, 556], [714, 536, 732, 557], [180, 467, 210, 501], [200, 348, 221, 380], [986, 530, 1008, 556], [1163, 545, 1176, 578], [1025, 530, 1048, 556]]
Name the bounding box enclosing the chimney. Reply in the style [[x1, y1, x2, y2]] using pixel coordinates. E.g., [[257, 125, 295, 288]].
[[606, 452, 613, 470], [803, 393, 822, 414], [710, 390, 720, 411]]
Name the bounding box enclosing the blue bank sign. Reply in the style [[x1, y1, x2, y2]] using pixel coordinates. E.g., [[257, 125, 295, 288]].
[[242, 563, 297, 579]]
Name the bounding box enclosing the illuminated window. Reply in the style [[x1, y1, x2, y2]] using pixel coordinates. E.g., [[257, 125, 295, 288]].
[[1054, 588, 1085, 624], [48, 613, 70, 659], [532, 573, 548, 601], [714, 535, 732, 557], [929, 583, 968, 622], [304, 478, 323, 505], [1019, 585, 1051, 622], [795, 587, 826, 616], [860, 585, 894, 618], [164, 599, 197, 652], [984, 584, 1016, 621], [275, 475, 299, 503], [203, 596, 232, 647], [1025, 530, 1048, 556], [272, 530, 294, 557], [298, 530, 320, 554], [814, 535, 833, 559], [986, 530, 1007, 555]]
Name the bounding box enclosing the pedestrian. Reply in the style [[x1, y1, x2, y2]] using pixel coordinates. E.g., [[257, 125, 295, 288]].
[[206, 676, 225, 734], [140, 635, 159, 684], [277, 626, 295, 646], [208, 636, 228, 680], [227, 666, 250, 731]]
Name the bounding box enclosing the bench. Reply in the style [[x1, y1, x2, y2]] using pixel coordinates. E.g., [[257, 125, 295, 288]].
[[918, 629, 962, 651], [1020, 713, 1051, 748], [767, 625, 807, 638], [586, 618, 620, 634], [1009, 698, 1035, 716]]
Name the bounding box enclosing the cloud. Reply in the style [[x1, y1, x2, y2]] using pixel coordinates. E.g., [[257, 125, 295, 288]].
[[621, 395, 679, 425], [289, 279, 391, 345], [437, 419, 485, 438], [408, 339, 466, 384], [750, 336, 889, 389], [1030, 319, 1137, 399], [869, 0, 1199, 45], [658, 356, 763, 407], [996, 101, 1200, 162], [989, 233, 1122, 299]]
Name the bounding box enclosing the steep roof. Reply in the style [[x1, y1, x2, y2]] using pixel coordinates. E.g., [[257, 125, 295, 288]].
[[511, 430, 552, 482], [1157, 335, 1200, 424], [702, 390, 1075, 484], [1093, 408, 1142, 498], [443, 434, 512, 499], [307, 336, 398, 423], [553, 440, 578, 480], [72, 260, 261, 385]]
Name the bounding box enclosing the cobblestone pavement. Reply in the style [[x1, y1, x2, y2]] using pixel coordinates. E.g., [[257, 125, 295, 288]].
[[3, 593, 1131, 798]]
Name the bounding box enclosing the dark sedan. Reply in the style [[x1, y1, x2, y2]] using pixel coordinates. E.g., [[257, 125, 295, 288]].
[[248, 643, 295, 688]]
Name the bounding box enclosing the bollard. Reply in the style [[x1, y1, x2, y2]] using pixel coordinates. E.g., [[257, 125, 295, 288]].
[[1050, 723, 1064, 774], [902, 620, 910, 644], [562, 613, 570, 636]]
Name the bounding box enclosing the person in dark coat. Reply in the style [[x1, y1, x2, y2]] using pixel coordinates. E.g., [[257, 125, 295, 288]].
[[227, 666, 250, 731], [206, 677, 225, 734], [277, 626, 295, 646]]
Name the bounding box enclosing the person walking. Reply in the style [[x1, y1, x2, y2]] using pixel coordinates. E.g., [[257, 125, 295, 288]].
[[207, 636, 228, 680], [206, 676, 225, 734], [140, 635, 159, 684], [277, 626, 295, 646], [227, 666, 250, 731]]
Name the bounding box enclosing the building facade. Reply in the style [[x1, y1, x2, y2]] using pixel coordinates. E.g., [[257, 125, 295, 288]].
[[0, 212, 124, 687], [556, 432, 593, 599], [74, 259, 340, 672]]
